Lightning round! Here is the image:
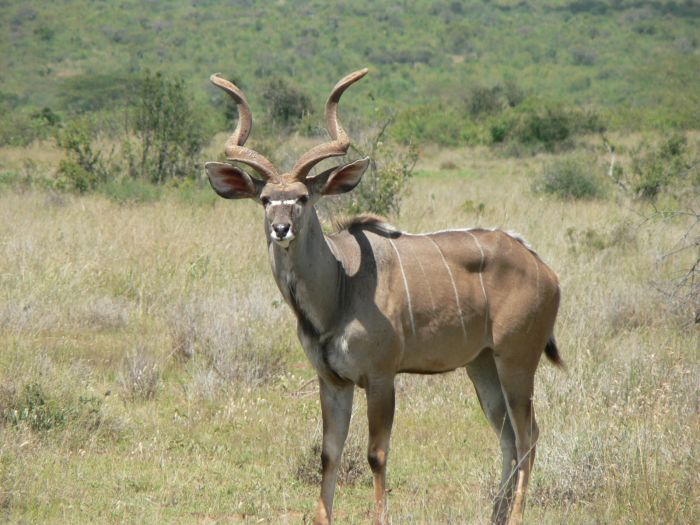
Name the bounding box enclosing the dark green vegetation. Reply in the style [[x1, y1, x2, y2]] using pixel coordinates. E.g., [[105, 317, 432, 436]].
[[1, 0, 699, 149], [1, 0, 698, 214]]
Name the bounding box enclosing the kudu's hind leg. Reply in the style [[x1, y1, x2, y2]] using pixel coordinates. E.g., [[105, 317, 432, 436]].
[[315, 378, 354, 525], [466, 349, 518, 525], [494, 355, 540, 525], [366, 379, 395, 525]]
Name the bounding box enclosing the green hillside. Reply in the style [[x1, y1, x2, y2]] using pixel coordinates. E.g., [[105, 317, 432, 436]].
[[2, 0, 699, 135]]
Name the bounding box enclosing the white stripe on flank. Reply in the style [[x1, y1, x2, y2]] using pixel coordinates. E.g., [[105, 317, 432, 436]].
[[389, 239, 416, 337], [467, 232, 488, 304], [467, 231, 489, 338], [402, 228, 478, 237], [405, 240, 436, 311], [527, 247, 540, 334], [427, 236, 467, 341]]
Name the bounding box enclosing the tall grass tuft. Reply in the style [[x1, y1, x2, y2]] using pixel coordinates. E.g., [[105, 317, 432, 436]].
[[118, 347, 160, 401]]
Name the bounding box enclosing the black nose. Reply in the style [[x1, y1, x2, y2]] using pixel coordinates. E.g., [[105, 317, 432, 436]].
[[273, 223, 290, 238]]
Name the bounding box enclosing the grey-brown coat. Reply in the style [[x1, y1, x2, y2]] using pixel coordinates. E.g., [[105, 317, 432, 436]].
[[204, 69, 563, 525]]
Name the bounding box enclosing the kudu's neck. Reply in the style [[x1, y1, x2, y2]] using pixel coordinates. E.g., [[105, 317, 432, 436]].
[[268, 207, 343, 337]]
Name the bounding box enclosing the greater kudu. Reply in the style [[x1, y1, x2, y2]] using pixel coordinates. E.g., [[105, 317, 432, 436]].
[[204, 68, 563, 525]]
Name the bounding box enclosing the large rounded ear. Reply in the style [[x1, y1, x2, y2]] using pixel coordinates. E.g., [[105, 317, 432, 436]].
[[205, 162, 265, 200], [311, 157, 370, 196]]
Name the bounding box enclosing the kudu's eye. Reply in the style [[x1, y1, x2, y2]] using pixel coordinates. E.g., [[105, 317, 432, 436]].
[[260, 197, 270, 206], [298, 195, 309, 205]]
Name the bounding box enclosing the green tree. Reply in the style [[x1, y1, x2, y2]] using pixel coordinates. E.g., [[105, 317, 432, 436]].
[[129, 71, 203, 184]]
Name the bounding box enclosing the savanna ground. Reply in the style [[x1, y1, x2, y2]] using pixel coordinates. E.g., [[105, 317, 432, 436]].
[[0, 137, 698, 524]]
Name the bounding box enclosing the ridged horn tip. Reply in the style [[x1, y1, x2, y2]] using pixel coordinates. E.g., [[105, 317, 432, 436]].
[[331, 68, 369, 95]]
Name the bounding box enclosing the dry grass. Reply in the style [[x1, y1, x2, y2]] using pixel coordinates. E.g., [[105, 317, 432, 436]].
[[0, 143, 698, 524]]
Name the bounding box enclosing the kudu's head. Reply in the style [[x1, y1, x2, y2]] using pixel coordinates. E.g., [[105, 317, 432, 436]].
[[205, 69, 370, 248]]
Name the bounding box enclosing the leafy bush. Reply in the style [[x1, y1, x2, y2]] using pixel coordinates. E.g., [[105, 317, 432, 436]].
[[523, 107, 573, 147], [1, 382, 104, 435], [31, 106, 61, 127], [127, 71, 204, 183], [391, 103, 481, 147], [490, 103, 605, 152], [466, 85, 506, 118], [629, 134, 696, 199], [342, 118, 418, 217], [533, 156, 605, 200], [503, 78, 525, 108], [0, 106, 61, 147], [56, 117, 112, 192], [261, 76, 313, 128], [3, 382, 67, 432], [57, 158, 98, 193], [55, 71, 204, 192]]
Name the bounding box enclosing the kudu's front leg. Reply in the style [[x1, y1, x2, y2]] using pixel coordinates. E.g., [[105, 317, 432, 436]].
[[315, 377, 354, 525], [366, 379, 395, 525]]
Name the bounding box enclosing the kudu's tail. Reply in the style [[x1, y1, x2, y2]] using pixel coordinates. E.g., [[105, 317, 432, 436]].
[[544, 336, 566, 370]]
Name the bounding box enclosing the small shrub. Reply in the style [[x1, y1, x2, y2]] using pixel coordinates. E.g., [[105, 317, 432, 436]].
[[261, 76, 313, 128], [56, 117, 112, 193], [3, 383, 67, 432], [491, 103, 605, 152], [503, 78, 525, 108], [466, 85, 505, 118], [490, 119, 509, 144], [341, 118, 418, 217], [629, 133, 695, 200], [0, 107, 58, 147], [34, 24, 55, 42], [57, 158, 98, 193], [1, 379, 114, 445], [31, 106, 61, 127], [391, 103, 481, 147], [523, 108, 572, 148], [533, 157, 604, 200]]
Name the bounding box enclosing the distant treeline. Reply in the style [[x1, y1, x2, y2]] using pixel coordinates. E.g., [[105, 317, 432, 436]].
[[1, 0, 699, 147]]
